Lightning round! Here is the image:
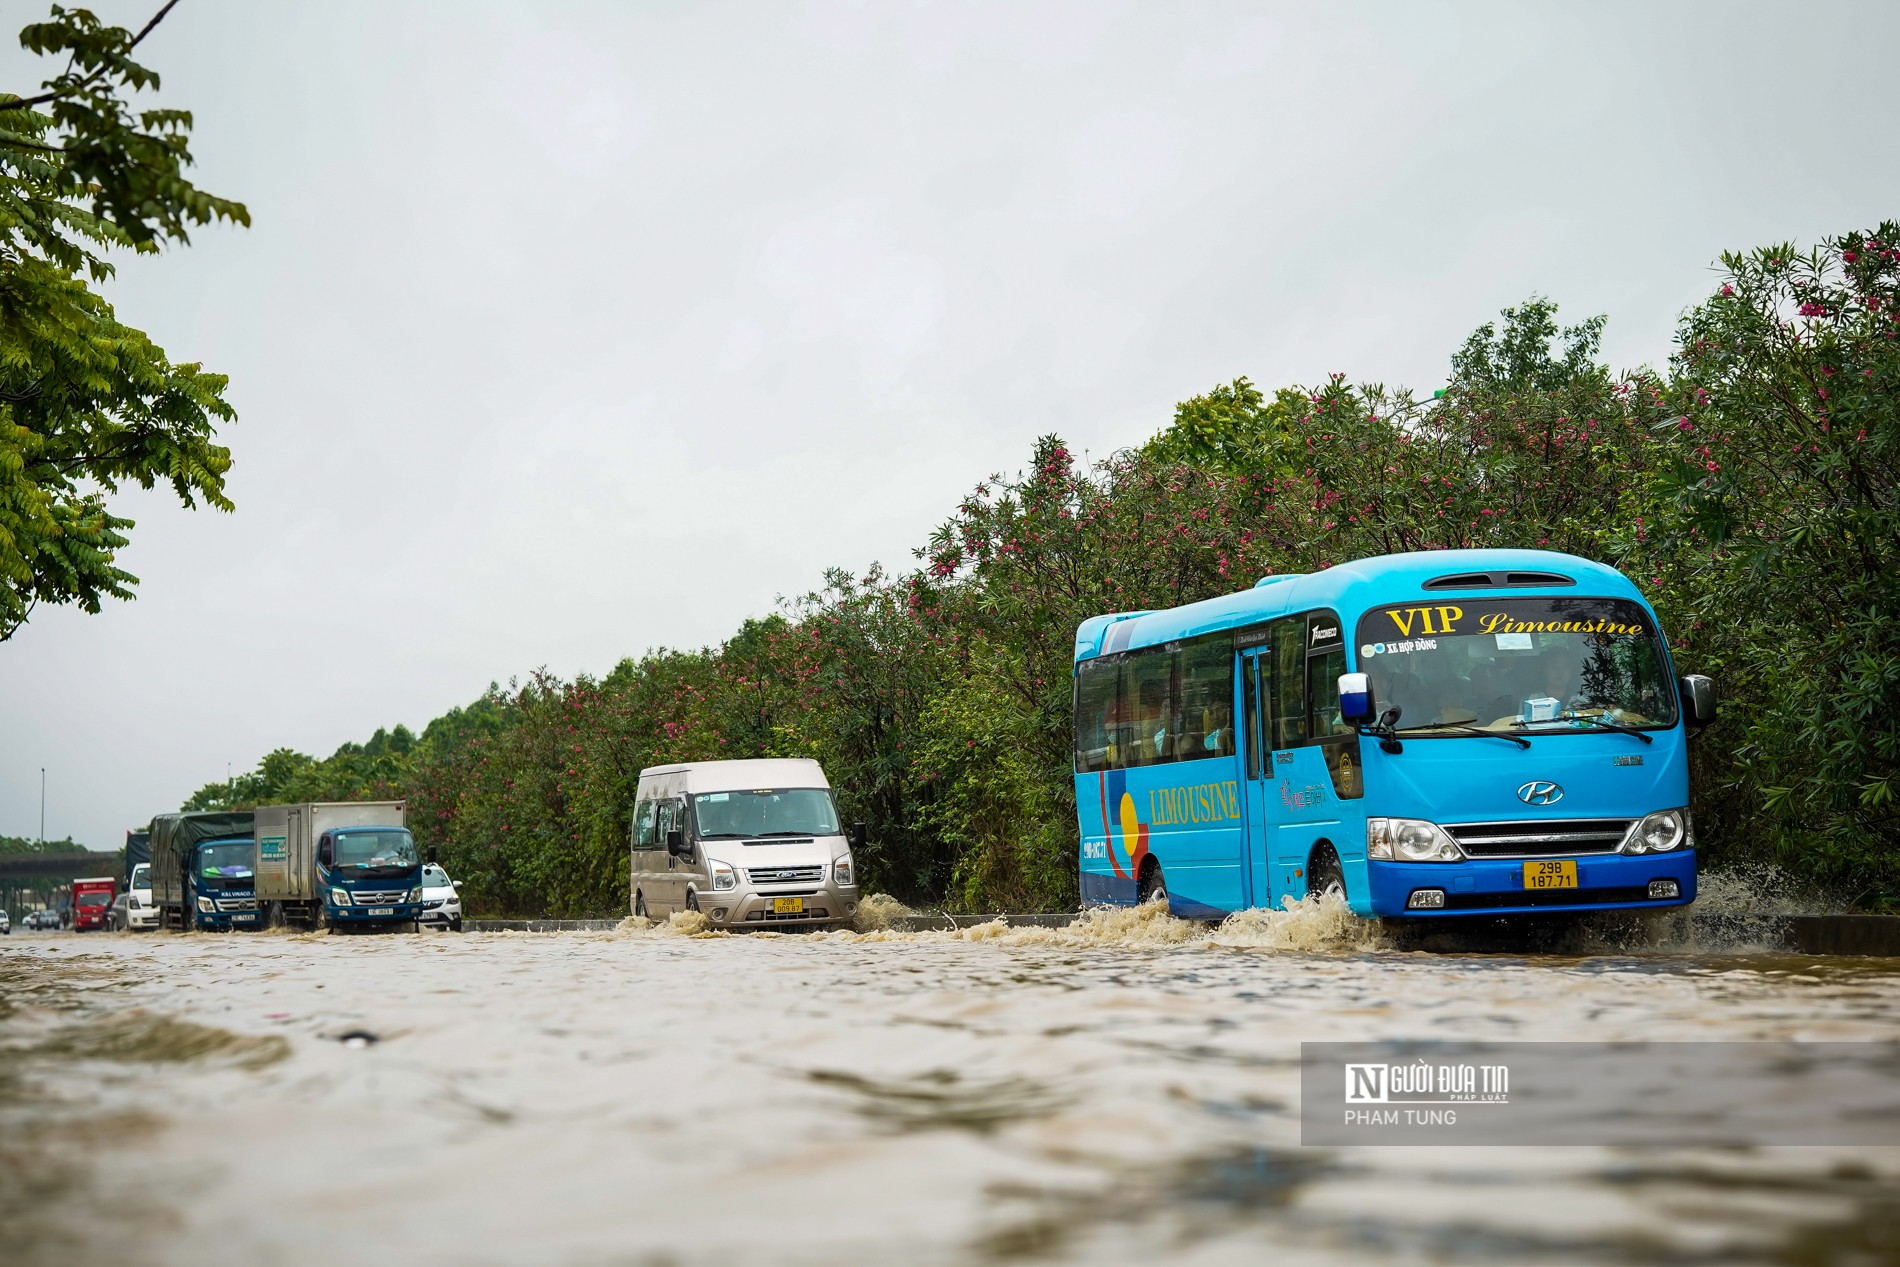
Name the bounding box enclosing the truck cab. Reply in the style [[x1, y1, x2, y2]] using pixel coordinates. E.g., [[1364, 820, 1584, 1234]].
[[71, 877, 117, 931], [184, 835, 260, 930], [317, 824, 423, 930]]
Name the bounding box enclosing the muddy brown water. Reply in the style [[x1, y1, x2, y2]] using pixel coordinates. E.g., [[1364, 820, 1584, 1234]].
[[3, 896, 1898, 1266]]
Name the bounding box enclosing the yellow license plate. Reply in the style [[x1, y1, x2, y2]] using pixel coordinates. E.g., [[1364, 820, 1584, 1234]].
[[1523, 860, 1578, 890], [772, 897, 805, 914]]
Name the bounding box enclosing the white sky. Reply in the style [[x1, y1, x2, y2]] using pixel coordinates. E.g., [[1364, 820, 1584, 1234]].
[[3, 1, 1896, 848]]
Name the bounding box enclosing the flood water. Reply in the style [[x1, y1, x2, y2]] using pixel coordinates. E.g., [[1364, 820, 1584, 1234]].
[[4, 895, 1898, 1266]]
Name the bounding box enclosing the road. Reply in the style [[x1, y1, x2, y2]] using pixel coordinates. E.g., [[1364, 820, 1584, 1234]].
[[3, 902, 1898, 1265]]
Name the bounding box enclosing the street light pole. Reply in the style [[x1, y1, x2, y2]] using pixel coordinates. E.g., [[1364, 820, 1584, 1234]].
[[39, 766, 45, 848]]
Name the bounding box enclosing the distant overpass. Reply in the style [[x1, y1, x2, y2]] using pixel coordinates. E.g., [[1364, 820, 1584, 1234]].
[[0, 851, 122, 882]]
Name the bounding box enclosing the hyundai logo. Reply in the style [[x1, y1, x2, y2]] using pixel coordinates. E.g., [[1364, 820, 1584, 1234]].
[[1517, 780, 1564, 806]]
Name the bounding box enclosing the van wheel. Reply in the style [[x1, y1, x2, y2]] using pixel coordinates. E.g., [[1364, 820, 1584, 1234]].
[[634, 892, 648, 920], [1307, 847, 1347, 903], [1137, 859, 1168, 912], [686, 891, 701, 914]]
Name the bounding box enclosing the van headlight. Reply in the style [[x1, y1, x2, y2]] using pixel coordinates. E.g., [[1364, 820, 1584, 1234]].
[[832, 855, 854, 886], [709, 860, 738, 891], [330, 888, 351, 906], [1622, 809, 1688, 854], [1366, 818, 1464, 863]]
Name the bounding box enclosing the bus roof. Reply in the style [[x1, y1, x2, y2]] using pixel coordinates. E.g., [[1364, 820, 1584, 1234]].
[[1074, 548, 1645, 660]]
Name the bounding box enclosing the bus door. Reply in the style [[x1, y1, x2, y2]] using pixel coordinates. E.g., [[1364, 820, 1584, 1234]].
[[1269, 611, 1361, 905], [1235, 636, 1272, 910]]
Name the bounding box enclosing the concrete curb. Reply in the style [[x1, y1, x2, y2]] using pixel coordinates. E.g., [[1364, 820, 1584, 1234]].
[[463, 912, 1900, 955]]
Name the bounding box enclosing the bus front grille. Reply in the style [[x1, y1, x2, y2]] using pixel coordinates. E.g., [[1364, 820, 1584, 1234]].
[[1446, 819, 1631, 858]]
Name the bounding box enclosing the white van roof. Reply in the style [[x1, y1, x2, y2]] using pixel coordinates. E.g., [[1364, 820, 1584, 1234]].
[[637, 758, 831, 794]]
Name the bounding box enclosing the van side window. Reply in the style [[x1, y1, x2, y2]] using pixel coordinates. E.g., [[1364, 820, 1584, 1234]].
[[632, 800, 656, 850], [656, 799, 678, 844]]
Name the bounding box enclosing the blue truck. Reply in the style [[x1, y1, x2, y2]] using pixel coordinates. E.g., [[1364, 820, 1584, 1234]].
[[253, 801, 423, 932], [149, 811, 259, 931]]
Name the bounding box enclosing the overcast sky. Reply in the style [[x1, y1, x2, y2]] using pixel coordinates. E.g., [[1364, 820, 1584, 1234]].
[[3, 1, 1895, 849]]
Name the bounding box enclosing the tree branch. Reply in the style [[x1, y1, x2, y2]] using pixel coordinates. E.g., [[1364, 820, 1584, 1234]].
[[0, 0, 182, 113]]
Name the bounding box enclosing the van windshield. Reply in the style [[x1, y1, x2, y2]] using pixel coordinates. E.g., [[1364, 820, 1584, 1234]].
[[1356, 596, 1677, 734], [693, 788, 841, 839]]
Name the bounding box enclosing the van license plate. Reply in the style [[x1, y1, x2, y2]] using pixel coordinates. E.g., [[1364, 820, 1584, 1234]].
[[366, 907, 394, 916], [1523, 860, 1578, 890], [772, 898, 804, 915]]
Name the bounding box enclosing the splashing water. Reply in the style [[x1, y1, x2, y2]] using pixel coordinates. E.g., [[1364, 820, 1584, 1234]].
[[812, 894, 1381, 953]]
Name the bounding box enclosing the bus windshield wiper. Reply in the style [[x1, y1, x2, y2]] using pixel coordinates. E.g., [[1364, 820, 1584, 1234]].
[[1394, 722, 1531, 749], [1518, 716, 1655, 744]]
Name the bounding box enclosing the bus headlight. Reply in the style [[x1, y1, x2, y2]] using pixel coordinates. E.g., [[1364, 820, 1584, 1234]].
[[709, 860, 738, 891], [1367, 818, 1464, 863], [1622, 809, 1688, 854]]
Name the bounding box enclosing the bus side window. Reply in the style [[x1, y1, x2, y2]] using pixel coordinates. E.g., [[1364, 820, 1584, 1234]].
[[1271, 616, 1307, 749], [1124, 648, 1173, 767], [1308, 645, 1354, 739], [1179, 636, 1234, 760], [1073, 658, 1120, 773]]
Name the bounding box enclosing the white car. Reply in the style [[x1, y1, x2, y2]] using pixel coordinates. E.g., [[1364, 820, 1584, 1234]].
[[1, 908, 9, 935], [123, 863, 160, 931], [419, 864, 463, 931]]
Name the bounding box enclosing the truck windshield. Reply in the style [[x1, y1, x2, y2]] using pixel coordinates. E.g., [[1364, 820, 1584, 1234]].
[[131, 864, 150, 890], [1356, 596, 1678, 735], [693, 788, 841, 839], [333, 830, 419, 871], [198, 841, 255, 878], [77, 892, 109, 907]]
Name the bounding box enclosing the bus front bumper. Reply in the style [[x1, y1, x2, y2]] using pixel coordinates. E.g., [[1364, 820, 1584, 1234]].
[[1364, 851, 1696, 918]]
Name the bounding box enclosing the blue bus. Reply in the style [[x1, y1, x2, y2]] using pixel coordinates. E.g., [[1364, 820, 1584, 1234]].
[[1072, 549, 1717, 921]]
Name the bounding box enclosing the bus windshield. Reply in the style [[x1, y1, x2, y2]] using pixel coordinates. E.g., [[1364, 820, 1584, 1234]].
[[1356, 597, 1677, 734], [693, 789, 841, 839]]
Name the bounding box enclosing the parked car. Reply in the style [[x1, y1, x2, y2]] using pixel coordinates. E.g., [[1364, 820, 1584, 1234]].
[[24, 909, 61, 930], [1, 908, 10, 934], [418, 864, 463, 932]]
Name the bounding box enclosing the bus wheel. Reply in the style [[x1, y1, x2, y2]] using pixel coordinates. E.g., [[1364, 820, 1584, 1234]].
[[1138, 859, 1169, 912], [1307, 847, 1346, 904]]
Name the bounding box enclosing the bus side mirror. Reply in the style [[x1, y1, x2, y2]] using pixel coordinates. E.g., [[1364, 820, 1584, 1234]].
[[666, 828, 685, 856], [1338, 672, 1374, 724], [1680, 674, 1718, 727], [850, 822, 867, 850]]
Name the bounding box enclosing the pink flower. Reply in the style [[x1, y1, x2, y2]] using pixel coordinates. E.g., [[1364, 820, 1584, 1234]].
[[1705, 461, 1719, 471], [1799, 301, 1828, 317], [1844, 250, 1859, 263], [1720, 284, 1734, 297], [1677, 417, 1693, 431]]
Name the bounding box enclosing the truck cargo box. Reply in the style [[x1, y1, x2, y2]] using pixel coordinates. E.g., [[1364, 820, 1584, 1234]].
[[255, 802, 407, 903]]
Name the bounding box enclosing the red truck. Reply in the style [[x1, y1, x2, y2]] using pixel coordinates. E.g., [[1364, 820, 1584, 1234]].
[[71, 876, 118, 931]]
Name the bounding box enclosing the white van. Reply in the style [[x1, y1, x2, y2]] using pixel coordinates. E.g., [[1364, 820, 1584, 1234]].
[[631, 758, 862, 928]]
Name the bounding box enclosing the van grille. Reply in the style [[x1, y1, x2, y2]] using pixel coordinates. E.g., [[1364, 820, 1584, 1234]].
[[1445, 819, 1630, 858], [747, 865, 824, 885]]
